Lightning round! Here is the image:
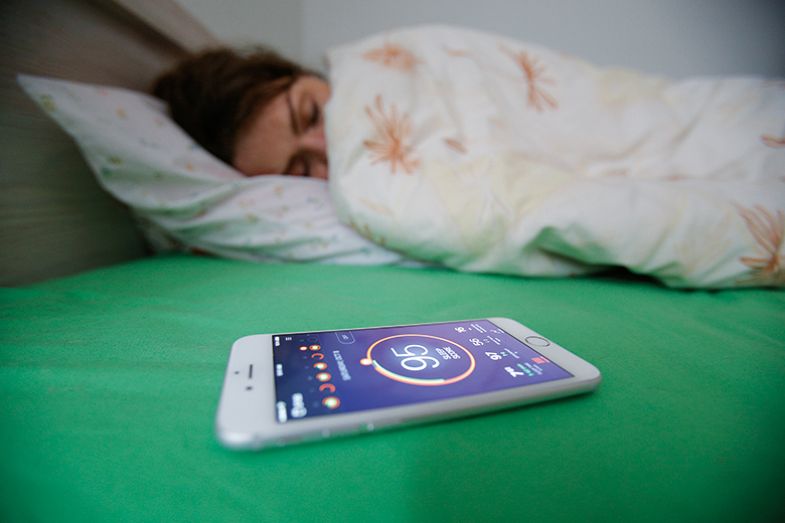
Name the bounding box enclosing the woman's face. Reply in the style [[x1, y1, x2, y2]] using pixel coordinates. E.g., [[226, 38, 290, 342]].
[[233, 75, 330, 179]]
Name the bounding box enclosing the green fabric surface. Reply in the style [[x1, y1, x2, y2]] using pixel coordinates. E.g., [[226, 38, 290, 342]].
[[1, 254, 784, 522]]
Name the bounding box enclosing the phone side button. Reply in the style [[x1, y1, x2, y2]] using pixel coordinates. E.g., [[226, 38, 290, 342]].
[[524, 336, 551, 347]]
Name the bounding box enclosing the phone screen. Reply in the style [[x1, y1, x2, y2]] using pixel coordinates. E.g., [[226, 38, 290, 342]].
[[272, 320, 573, 423]]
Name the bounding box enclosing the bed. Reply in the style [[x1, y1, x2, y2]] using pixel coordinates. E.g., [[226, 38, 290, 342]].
[[1, 2, 784, 522]]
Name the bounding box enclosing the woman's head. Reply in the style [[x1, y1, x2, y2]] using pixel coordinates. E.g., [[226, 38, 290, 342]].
[[153, 48, 330, 179]]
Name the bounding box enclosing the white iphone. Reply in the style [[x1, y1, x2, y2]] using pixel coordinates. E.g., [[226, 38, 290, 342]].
[[215, 318, 601, 450]]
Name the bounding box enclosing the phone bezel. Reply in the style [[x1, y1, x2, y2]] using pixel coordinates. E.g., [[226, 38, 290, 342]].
[[215, 317, 601, 449]]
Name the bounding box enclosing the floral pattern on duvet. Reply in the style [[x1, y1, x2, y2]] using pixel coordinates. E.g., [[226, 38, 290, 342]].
[[326, 25, 785, 288]]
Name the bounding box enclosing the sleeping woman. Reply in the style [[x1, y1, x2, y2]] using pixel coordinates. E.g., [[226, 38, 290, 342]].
[[153, 48, 330, 180], [151, 26, 784, 288]]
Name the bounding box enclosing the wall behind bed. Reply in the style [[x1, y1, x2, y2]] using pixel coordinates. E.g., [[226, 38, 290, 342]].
[[180, 0, 785, 78], [175, 0, 302, 59], [301, 0, 785, 77]]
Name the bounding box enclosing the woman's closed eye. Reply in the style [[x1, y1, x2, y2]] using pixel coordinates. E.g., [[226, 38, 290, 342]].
[[286, 158, 308, 176], [288, 156, 310, 177]]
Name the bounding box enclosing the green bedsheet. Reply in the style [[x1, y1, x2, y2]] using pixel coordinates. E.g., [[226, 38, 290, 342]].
[[2, 255, 784, 522]]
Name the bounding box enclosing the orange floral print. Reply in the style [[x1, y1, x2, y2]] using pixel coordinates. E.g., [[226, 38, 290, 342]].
[[363, 95, 419, 174], [737, 205, 785, 285], [761, 134, 785, 148], [443, 137, 467, 154], [363, 42, 420, 71], [501, 46, 558, 112], [443, 46, 469, 57]]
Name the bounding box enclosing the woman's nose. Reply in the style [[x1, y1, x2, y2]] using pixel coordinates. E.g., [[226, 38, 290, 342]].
[[300, 125, 329, 179], [301, 125, 327, 155]]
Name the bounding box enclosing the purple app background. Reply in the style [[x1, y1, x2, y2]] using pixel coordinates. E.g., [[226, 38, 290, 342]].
[[272, 320, 573, 423]]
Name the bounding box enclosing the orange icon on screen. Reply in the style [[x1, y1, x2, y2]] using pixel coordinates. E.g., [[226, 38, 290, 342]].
[[322, 396, 340, 409], [316, 372, 331, 382], [310, 353, 324, 360], [313, 362, 327, 370], [309, 344, 321, 351], [319, 383, 336, 393]]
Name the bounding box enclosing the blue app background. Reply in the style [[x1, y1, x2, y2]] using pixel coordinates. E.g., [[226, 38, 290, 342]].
[[272, 320, 573, 423]]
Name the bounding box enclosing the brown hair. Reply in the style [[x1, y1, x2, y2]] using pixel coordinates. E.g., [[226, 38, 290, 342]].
[[152, 47, 313, 165]]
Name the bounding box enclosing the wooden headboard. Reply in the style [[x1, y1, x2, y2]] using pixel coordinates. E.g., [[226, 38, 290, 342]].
[[0, 0, 220, 285]]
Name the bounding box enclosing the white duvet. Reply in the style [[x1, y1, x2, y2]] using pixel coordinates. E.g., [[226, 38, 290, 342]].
[[326, 26, 785, 288]]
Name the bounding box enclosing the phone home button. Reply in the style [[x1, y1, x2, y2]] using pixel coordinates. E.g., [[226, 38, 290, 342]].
[[524, 336, 551, 348]]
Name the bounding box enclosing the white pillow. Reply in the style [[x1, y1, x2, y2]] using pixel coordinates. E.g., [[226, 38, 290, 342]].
[[17, 74, 406, 265]]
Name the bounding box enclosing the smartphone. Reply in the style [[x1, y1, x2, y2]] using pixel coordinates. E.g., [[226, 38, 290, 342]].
[[215, 318, 600, 450]]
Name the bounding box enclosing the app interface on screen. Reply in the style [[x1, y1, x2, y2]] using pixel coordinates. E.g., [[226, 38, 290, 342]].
[[272, 320, 572, 423]]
